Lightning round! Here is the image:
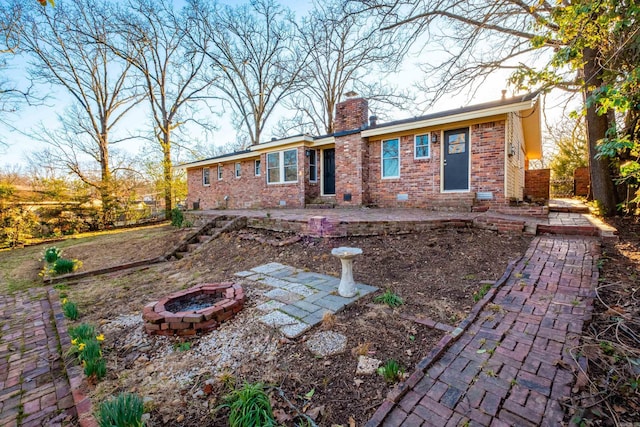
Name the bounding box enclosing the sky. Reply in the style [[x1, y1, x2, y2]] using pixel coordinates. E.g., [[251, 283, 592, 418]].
[[0, 0, 573, 171]]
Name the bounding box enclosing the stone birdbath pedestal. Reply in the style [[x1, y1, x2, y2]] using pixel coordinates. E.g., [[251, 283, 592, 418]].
[[331, 247, 363, 297]]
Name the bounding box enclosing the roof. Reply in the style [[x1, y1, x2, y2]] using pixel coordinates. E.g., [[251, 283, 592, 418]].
[[177, 92, 542, 169]]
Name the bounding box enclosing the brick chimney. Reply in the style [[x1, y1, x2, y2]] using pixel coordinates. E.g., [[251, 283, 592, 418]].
[[334, 97, 368, 133]]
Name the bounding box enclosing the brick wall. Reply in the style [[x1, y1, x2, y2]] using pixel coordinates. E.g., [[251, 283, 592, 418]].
[[363, 121, 507, 208], [574, 166, 590, 197], [186, 147, 309, 209], [524, 169, 550, 200], [335, 133, 367, 206], [334, 98, 368, 132]]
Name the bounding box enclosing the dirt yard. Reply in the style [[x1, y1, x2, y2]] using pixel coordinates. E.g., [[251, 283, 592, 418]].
[[48, 225, 530, 426]]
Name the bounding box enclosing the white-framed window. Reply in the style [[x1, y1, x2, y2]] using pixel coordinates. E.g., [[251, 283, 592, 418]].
[[235, 162, 241, 178], [202, 167, 210, 186], [415, 134, 430, 159], [382, 138, 400, 178], [254, 159, 261, 176], [309, 149, 317, 182], [217, 164, 223, 180], [267, 149, 298, 184]]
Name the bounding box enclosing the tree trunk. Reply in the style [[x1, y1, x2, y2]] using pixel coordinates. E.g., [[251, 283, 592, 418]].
[[583, 47, 617, 216], [99, 135, 114, 226], [163, 129, 173, 218]]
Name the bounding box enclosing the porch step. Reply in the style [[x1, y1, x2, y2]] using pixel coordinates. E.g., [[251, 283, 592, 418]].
[[426, 195, 475, 212], [305, 196, 336, 209]]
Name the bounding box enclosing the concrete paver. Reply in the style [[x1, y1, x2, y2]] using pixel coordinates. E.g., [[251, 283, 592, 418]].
[[237, 262, 377, 338], [367, 235, 600, 426], [0, 289, 75, 426]]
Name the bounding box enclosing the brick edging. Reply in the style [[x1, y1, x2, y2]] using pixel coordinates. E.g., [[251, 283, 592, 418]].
[[47, 288, 99, 427], [365, 257, 522, 427]]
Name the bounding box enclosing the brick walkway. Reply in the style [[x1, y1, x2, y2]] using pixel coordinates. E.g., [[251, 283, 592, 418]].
[[367, 236, 600, 426], [0, 289, 75, 426]]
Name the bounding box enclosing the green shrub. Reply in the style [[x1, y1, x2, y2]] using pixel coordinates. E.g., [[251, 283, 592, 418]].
[[53, 258, 76, 275], [43, 246, 62, 263], [170, 207, 184, 227], [62, 300, 79, 320], [97, 393, 144, 427], [374, 289, 404, 308], [219, 382, 277, 427], [377, 359, 404, 383]]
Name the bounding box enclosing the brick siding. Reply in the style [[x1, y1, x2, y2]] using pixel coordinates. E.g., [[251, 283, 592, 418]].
[[524, 169, 550, 200], [186, 147, 311, 209], [361, 121, 507, 208]]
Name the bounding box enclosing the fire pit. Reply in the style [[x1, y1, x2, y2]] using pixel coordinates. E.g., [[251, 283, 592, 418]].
[[143, 283, 244, 336]]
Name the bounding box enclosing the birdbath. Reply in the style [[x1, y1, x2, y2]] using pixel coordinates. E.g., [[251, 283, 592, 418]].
[[331, 247, 363, 297]]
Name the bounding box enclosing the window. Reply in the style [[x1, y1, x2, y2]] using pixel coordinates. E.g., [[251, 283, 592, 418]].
[[217, 164, 223, 180], [267, 149, 298, 184], [254, 159, 261, 176], [415, 134, 430, 159], [235, 162, 241, 178], [202, 167, 210, 186], [382, 138, 400, 178], [309, 149, 317, 182]]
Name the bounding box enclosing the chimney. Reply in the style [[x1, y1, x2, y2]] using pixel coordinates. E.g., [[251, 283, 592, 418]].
[[369, 115, 377, 128], [334, 95, 369, 133], [501, 89, 507, 100]]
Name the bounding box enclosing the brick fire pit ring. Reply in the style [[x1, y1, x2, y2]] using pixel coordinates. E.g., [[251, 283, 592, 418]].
[[143, 282, 244, 336]]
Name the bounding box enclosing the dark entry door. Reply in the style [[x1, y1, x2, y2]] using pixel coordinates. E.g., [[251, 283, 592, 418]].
[[443, 128, 470, 191], [323, 148, 336, 195]]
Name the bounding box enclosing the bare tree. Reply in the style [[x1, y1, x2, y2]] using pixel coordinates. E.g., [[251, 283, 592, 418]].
[[18, 0, 141, 224], [189, 0, 306, 146], [355, 0, 618, 215], [278, 0, 412, 136], [105, 0, 216, 216]]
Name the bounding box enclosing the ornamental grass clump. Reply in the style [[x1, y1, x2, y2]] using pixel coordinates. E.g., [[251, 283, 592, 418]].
[[69, 323, 106, 382], [218, 382, 277, 427], [97, 392, 144, 427]]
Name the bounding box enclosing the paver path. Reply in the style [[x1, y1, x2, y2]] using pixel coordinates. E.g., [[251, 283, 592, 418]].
[[0, 289, 75, 426], [369, 236, 600, 426]]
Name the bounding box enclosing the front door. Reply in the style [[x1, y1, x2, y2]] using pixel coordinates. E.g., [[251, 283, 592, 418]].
[[443, 128, 470, 191], [323, 148, 335, 195]]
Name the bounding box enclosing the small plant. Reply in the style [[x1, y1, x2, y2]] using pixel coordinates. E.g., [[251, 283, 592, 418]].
[[321, 312, 336, 330], [97, 392, 144, 427], [182, 220, 194, 228], [53, 258, 80, 275], [377, 359, 404, 383], [43, 246, 62, 263], [599, 341, 615, 356], [218, 382, 277, 427], [351, 342, 371, 357], [62, 299, 79, 320], [374, 289, 403, 308], [69, 323, 96, 341], [173, 341, 192, 352], [170, 207, 184, 227], [472, 283, 492, 302]]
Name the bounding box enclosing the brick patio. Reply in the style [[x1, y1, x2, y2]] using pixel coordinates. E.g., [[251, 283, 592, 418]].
[[366, 236, 600, 427], [0, 289, 75, 426]]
